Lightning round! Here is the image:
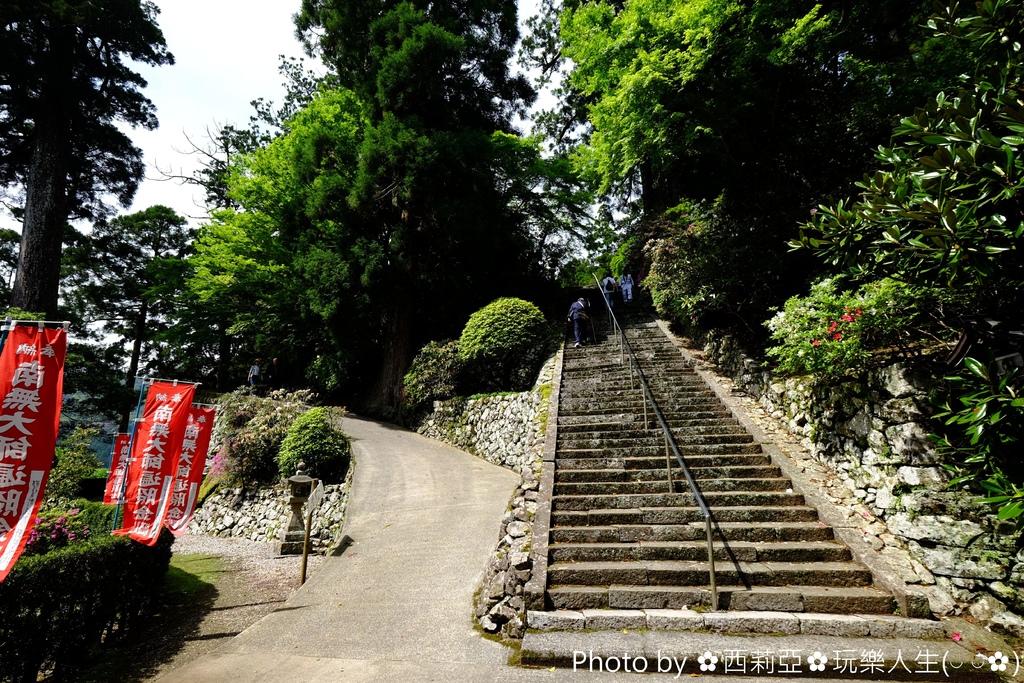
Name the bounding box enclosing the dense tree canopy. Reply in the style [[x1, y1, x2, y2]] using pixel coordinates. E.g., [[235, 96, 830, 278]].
[[0, 0, 172, 315], [540, 0, 974, 332]]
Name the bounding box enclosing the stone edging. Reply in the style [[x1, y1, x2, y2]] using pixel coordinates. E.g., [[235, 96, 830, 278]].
[[528, 608, 945, 638], [524, 342, 563, 612]]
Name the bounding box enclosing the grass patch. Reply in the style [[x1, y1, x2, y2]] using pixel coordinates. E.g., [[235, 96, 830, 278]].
[[165, 553, 224, 596]]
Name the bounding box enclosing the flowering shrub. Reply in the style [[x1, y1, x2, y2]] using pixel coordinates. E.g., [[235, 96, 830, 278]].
[[209, 388, 314, 487], [24, 508, 92, 557], [765, 278, 943, 377]]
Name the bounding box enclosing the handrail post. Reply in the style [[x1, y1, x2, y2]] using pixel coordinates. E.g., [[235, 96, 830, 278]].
[[706, 516, 718, 610], [664, 433, 672, 492], [643, 386, 648, 429]]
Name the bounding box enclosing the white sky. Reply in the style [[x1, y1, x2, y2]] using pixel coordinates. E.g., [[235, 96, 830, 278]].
[[125, 0, 313, 223]]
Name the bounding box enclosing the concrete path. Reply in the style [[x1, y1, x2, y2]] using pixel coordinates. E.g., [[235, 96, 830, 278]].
[[156, 415, 849, 683]]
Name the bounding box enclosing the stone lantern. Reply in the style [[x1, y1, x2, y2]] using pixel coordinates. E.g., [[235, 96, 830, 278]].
[[277, 462, 313, 555]]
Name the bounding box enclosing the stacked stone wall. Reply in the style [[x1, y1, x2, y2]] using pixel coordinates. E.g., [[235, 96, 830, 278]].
[[697, 329, 1024, 633], [187, 465, 353, 554]]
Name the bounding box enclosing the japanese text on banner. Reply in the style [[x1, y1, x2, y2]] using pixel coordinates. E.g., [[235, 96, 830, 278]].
[[0, 325, 68, 581], [166, 406, 215, 536], [113, 381, 195, 546]]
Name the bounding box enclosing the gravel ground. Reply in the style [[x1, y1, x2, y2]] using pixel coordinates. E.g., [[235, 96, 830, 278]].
[[152, 534, 326, 680], [81, 533, 325, 683]]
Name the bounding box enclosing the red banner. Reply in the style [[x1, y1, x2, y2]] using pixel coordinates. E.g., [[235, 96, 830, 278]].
[[103, 433, 131, 505], [166, 406, 215, 536], [113, 381, 196, 545], [0, 324, 68, 582]]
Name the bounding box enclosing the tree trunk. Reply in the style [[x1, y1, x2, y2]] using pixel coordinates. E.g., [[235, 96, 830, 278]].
[[367, 291, 414, 417], [216, 320, 232, 390], [12, 107, 70, 318]]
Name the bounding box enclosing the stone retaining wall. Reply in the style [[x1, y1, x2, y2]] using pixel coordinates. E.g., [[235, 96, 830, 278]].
[[695, 329, 1024, 633], [417, 392, 544, 474], [186, 464, 353, 554]]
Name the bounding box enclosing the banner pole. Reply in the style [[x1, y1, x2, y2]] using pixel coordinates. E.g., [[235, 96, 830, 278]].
[[0, 317, 10, 355], [112, 379, 150, 532]]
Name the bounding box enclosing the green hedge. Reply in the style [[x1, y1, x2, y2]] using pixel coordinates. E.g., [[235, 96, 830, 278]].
[[277, 407, 351, 483], [0, 503, 173, 683], [458, 297, 549, 393]]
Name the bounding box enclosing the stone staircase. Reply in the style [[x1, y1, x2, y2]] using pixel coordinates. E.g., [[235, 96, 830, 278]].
[[520, 303, 995, 678]]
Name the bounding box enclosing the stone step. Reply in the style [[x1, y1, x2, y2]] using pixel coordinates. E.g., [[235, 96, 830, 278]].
[[562, 378, 707, 391], [545, 584, 894, 613], [557, 414, 736, 427], [558, 406, 733, 419], [562, 394, 721, 407], [546, 560, 873, 588], [553, 478, 793, 496], [555, 465, 782, 483], [558, 433, 755, 449], [548, 540, 851, 564], [550, 521, 834, 544], [552, 490, 805, 511], [557, 443, 764, 458], [551, 505, 821, 526], [520, 625, 978, 678], [555, 425, 748, 439], [555, 454, 774, 471]]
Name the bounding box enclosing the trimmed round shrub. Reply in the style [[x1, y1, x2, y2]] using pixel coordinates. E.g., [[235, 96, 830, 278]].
[[458, 297, 549, 392], [402, 340, 464, 411], [277, 407, 351, 483]]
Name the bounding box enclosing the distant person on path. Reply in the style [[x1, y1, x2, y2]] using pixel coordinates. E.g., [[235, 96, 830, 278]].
[[247, 359, 261, 387], [567, 297, 590, 348], [602, 275, 617, 308], [266, 357, 280, 389], [620, 273, 634, 303]]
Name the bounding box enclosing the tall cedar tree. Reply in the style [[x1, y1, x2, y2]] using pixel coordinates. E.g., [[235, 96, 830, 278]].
[[0, 0, 172, 316], [294, 0, 536, 413]]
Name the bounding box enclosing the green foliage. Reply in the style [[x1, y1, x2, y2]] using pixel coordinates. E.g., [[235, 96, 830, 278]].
[[211, 388, 313, 487], [277, 407, 351, 483], [62, 342, 134, 423], [43, 427, 101, 512], [643, 200, 806, 333], [62, 205, 194, 390], [794, 1, 1024, 315], [0, 508, 172, 683], [0, 308, 45, 322], [933, 359, 1024, 522], [402, 340, 465, 411], [458, 298, 549, 392], [546, 0, 972, 332], [765, 278, 946, 377]]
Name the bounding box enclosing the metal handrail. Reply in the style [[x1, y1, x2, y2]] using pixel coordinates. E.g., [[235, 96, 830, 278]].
[[591, 275, 718, 610]]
